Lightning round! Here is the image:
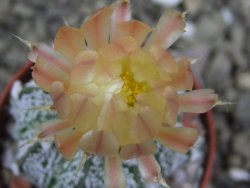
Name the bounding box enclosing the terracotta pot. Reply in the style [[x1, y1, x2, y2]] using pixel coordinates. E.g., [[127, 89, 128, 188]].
[[0, 62, 216, 188], [0, 62, 33, 187]]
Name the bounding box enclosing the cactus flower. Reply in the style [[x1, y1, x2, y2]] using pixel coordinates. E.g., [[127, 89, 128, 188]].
[[27, 0, 219, 187]]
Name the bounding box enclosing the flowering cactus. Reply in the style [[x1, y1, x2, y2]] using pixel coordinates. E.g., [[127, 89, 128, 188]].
[[25, 0, 219, 187]]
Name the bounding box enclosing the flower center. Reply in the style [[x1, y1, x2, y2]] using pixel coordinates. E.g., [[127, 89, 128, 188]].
[[120, 70, 148, 106]]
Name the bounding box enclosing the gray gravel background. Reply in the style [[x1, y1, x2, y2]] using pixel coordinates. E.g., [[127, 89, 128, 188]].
[[0, 0, 250, 187]]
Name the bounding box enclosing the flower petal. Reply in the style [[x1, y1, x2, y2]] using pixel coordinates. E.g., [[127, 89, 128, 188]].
[[138, 155, 169, 187], [131, 106, 162, 143], [128, 49, 157, 82], [69, 95, 98, 133], [163, 87, 178, 126], [178, 89, 219, 113], [81, 6, 113, 50], [136, 91, 166, 118], [49, 81, 71, 119], [146, 9, 185, 49], [67, 93, 87, 123], [30, 44, 70, 74], [80, 130, 119, 156], [55, 129, 82, 160], [99, 36, 137, 61], [112, 20, 152, 46], [112, 110, 135, 145], [96, 47, 123, 79], [38, 120, 70, 139], [105, 155, 126, 188], [111, 0, 131, 25], [70, 50, 97, 84], [120, 141, 156, 160], [32, 46, 70, 91], [167, 58, 193, 90], [156, 126, 199, 154], [54, 26, 85, 63], [149, 45, 178, 74], [97, 95, 127, 131]]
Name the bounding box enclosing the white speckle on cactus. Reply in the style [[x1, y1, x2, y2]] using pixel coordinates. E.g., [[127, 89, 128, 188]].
[[11, 81, 22, 100]]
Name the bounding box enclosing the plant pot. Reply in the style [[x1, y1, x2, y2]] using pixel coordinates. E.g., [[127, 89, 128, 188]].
[[0, 62, 216, 188], [0, 61, 33, 188]]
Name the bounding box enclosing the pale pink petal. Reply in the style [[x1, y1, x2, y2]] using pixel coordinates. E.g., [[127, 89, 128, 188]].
[[96, 48, 123, 79], [67, 93, 87, 123], [131, 107, 162, 143], [120, 141, 156, 160], [105, 155, 126, 188], [49, 81, 71, 119], [99, 36, 137, 61], [156, 126, 199, 154], [55, 129, 82, 160], [138, 155, 169, 187], [136, 91, 166, 118], [30, 44, 70, 74], [80, 130, 119, 156], [112, 20, 152, 45], [99, 43, 126, 60], [97, 95, 127, 131], [71, 97, 99, 133], [54, 26, 85, 63], [128, 49, 157, 82], [30, 44, 71, 91], [163, 87, 178, 126], [146, 9, 185, 49], [167, 58, 193, 90], [112, 110, 135, 146], [70, 50, 97, 83], [149, 45, 178, 74], [69, 82, 99, 98], [81, 7, 113, 50], [32, 56, 69, 91], [178, 89, 219, 113], [111, 0, 131, 24], [38, 120, 70, 139]]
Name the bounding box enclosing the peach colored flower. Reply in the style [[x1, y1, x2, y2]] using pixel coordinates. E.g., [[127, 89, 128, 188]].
[[28, 0, 219, 187]]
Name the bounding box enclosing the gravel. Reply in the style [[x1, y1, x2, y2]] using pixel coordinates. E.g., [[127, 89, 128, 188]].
[[0, 0, 250, 187]]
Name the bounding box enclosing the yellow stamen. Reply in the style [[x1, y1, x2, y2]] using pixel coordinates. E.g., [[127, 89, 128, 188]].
[[120, 70, 148, 106]]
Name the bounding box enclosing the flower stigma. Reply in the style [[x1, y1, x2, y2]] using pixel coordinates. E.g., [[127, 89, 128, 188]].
[[120, 69, 149, 107]]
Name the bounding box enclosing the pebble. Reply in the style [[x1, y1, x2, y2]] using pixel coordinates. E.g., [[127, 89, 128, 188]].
[[196, 13, 224, 41], [205, 51, 232, 93], [236, 72, 250, 90], [153, 0, 183, 7], [235, 93, 250, 126], [228, 154, 243, 168], [232, 130, 250, 159], [184, 0, 202, 15], [13, 3, 34, 18], [228, 168, 250, 182], [221, 8, 234, 25]]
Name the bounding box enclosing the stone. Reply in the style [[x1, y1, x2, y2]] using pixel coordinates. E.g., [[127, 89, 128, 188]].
[[204, 51, 232, 93], [196, 14, 224, 41], [228, 168, 250, 182], [184, 0, 202, 15], [236, 72, 250, 90], [13, 3, 34, 18], [153, 0, 183, 7], [216, 116, 230, 145], [229, 154, 243, 168], [235, 93, 250, 126], [232, 130, 250, 158]]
